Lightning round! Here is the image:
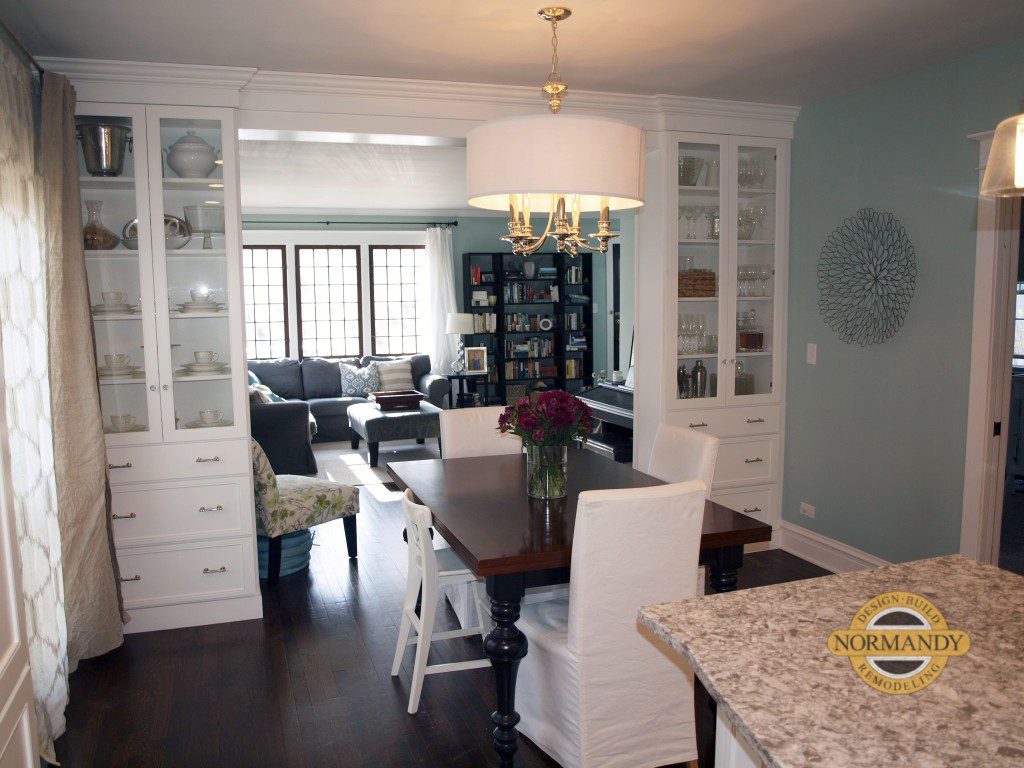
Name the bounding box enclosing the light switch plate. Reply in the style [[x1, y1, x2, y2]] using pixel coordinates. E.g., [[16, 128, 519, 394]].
[[800, 502, 816, 519], [806, 343, 817, 365]]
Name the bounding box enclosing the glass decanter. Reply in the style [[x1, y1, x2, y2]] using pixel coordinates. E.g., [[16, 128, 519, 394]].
[[83, 200, 120, 251]]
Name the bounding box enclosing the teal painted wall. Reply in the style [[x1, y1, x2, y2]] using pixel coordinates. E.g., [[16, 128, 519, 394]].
[[784, 37, 1024, 562]]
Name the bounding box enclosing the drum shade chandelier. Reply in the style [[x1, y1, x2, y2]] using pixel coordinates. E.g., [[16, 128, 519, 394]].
[[981, 111, 1024, 198], [466, 8, 646, 255]]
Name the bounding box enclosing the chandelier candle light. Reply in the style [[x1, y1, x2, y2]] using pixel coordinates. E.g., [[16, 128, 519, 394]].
[[466, 8, 646, 255]]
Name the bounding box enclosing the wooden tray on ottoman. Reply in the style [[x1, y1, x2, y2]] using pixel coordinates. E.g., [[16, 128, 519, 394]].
[[369, 390, 424, 411]]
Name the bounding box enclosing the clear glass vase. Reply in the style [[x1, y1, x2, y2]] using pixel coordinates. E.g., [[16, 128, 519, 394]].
[[82, 200, 120, 251], [526, 445, 568, 499]]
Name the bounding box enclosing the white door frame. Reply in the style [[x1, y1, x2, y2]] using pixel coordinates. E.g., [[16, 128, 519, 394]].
[[961, 131, 1023, 563]]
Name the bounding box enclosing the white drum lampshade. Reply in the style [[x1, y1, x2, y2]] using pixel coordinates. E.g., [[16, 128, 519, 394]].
[[981, 113, 1024, 197], [445, 312, 475, 335], [466, 114, 646, 212]]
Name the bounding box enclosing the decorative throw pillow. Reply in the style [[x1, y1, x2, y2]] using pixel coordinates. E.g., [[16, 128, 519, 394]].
[[340, 361, 380, 396], [376, 358, 415, 392], [249, 385, 272, 404], [248, 369, 261, 386], [250, 383, 284, 403]]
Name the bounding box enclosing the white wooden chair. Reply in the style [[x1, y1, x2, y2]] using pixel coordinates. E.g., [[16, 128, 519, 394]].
[[391, 489, 489, 714], [645, 423, 720, 596], [515, 481, 706, 768], [439, 405, 523, 459]]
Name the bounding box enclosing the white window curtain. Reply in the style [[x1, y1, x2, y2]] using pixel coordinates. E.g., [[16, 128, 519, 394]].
[[0, 44, 69, 763], [421, 226, 458, 373]]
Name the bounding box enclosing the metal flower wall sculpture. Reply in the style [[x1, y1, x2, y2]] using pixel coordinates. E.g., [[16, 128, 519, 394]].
[[817, 208, 916, 346]]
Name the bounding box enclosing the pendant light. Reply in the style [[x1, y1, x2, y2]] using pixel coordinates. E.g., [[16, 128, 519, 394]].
[[466, 8, 646, 255]]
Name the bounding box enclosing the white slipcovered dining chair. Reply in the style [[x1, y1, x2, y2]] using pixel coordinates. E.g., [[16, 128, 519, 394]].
[[391, 489, 490, 714], [645, 423, 720, 596], [515, 481, 706, 768], [439, 405, 523, 459]]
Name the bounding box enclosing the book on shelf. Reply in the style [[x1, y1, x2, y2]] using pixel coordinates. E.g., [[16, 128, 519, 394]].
[[505, 337, 554, 359], [565, 334, 588, 351], [503, 283, 557, 303], [470, 266, 483, 285], [473, 313, 497, 333], [565, 265, 584, 284], [564, 358, 582, 379], [504, 360, 556, 380], [537, 266, 558, 279], [505, 313, 553, 332], [563, 312, 585, 330], [471, 289, 490, 307]]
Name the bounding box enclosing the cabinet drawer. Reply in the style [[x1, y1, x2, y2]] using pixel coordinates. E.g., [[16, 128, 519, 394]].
[[106, 439, 249, 485], [116, 539, 255, 609], [112, 477, 252, 548], [681, 405, 780, 438], [714, 436, 777, 486], [710, 486, 776, 527]]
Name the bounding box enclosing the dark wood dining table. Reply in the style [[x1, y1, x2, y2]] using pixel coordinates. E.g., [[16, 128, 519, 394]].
[[387, 449, 771, 767]]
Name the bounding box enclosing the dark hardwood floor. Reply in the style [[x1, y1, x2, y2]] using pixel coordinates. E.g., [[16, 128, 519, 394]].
[[55, 479, 828, 768]]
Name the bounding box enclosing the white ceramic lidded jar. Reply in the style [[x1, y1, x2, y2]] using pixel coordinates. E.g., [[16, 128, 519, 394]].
[[164, 131, 220, 178]]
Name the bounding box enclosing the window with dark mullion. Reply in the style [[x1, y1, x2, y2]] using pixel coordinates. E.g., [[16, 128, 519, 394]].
[[369, 245, 425, 355], [295, 245, 362, 358], [242, 245, 289, 359]]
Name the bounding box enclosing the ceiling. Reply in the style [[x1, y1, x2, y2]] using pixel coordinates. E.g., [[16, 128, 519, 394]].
[[239, 141, 470, 213], [5, 0, 1024, 105]]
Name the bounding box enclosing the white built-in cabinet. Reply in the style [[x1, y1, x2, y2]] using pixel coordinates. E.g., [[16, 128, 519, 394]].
[[78, 102, 260, 633], [666, 133, 790, 541]]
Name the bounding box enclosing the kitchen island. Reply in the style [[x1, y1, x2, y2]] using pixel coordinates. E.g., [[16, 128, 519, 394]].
[[639, 555, 1024, 768]]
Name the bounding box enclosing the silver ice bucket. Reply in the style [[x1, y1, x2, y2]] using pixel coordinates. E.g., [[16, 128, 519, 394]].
[[77, 122, 132, 177]]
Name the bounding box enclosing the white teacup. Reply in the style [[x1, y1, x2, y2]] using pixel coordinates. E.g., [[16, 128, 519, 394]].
[[190, 288, 213, 304], [104, 353, 131, 368], [199, 409, 222, 424], [102, 291, 127, 306], [194, 351, 218, 364], [109, 414, 136, 429]]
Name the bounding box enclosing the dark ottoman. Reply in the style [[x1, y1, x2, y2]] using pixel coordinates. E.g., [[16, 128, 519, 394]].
[[347, 401, 442, 467]]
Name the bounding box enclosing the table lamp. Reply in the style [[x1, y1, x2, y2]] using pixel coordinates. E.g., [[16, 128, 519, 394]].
[[445, 312, 475, 373]]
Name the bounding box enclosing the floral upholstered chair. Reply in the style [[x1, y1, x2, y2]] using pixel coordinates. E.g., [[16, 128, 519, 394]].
[[252, 439, 359, 585]]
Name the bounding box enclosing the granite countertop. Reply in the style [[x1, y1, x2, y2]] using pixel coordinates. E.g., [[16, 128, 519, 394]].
[[638, 555, 1024, 768]]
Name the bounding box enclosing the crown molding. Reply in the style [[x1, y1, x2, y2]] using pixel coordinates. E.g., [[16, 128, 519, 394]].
[[40, 57, 799, 137]]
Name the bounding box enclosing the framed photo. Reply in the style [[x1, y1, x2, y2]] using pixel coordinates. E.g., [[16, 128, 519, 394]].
[[464, 346, 488, 375]]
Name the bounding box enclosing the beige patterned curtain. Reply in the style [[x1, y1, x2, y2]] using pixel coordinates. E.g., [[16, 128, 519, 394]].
[[0, 45, 68, 762], [39, 72, 124, 667]]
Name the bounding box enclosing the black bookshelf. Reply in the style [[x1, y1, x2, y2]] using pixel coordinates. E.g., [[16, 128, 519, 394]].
[[463, 252, 594, 405]]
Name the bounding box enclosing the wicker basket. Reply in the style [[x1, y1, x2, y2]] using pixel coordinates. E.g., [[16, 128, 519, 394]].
[[678, 270, 717, 298]]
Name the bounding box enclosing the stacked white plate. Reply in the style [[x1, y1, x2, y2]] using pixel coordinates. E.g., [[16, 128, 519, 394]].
[[97, 364, 143, 379], [184, 419, 233, 429], [175, 362, 230, 377], [175, 299, 226, 314], [92, 301, 139, 313], [104, 424, 147, 433]]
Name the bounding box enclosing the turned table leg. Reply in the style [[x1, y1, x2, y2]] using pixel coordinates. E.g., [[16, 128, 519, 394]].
[[484, 573, 527, 767], [705, 545, 743, 593]]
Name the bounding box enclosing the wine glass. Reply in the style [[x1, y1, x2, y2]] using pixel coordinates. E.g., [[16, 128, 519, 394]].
[[737, 158, 751, 187], [757, 264, 772, 297], [750, 159, 767, 189], [752, 204, 770, 240], [695, 314, 707, 352]]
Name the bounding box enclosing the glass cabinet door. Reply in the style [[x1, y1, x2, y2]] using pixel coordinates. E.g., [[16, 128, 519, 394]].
[[78, 104, 163, 443], [146, 107, 245, 439], [731, 141, 779, 400], [675, 139, 726, 405]]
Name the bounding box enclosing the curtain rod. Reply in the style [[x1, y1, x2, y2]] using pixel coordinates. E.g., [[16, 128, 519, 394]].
[[0, 20, 44, 76], [243, 219, 458, 227]]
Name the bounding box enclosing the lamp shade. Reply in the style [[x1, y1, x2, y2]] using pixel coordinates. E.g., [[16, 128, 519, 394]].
[[981, 113, 1024, 197], [466, 114, 646, 212], [445, 312, 475, 335]]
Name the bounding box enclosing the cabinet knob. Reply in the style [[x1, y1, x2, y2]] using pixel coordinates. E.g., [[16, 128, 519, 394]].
[[744, 457, 764, 464], [108, 462, 133, 470], [746, 417, 765, 424], [195, 456, 221, 463], [198, 505, 224, 513], [162, 384, 169, 391], [688, 422, 709, 428], [742, 506, 762, 514], [203, 566, 227, 574], [149, 385, 157, 392], [111, 512, 136, 520], [119, 574, 141, 582]]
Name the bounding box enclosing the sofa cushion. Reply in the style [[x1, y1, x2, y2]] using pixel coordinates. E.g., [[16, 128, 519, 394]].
[[301, 357, 345, 399], [362, 354, 430, 383], [375, 358, 415, 392], [248, 359, 303, 399], [340, 361, 380, 396], [248, 369, 261, 386], [307, 396, 367, 419]]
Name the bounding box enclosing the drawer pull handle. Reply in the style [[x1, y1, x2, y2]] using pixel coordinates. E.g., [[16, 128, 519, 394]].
[[108, 462, 133, 469], [689, 422, 709, 428], [744, 457, 764, 464], [743, 506, 763, 514], [199, 505, 224, 513], [203, 566, 227, 574], [120, 574, 140, 582], [746, 418, 765, 424], [112, 512, 136, 520], [196, 456, 221, 463]]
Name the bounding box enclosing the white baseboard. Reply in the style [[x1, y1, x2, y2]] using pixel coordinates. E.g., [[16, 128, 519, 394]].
[[779, 521, 889, 573]]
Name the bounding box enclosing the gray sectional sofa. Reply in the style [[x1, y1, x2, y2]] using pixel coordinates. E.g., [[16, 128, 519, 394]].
[[248, 354, 450, 445]]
